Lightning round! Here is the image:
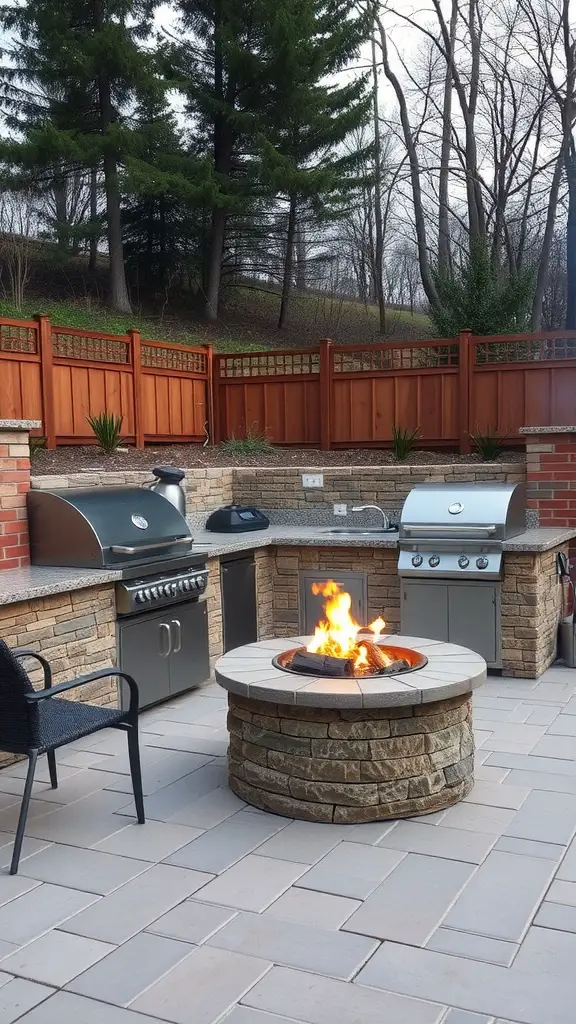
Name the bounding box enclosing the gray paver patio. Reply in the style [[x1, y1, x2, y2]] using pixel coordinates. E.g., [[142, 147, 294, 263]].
[[0, 664, 574, 1023]]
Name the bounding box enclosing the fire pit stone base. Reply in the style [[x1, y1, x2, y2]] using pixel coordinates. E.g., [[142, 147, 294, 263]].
[[227, 691, 474, 823]]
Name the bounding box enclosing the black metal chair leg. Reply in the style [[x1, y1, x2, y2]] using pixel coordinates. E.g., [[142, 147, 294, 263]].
[[127, 728, 145, 824], [11, 750, 38, 875], [47, 750, 58, 789]]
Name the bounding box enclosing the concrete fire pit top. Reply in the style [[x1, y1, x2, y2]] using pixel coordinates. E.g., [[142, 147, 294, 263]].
[[215, 635, 487, 709]]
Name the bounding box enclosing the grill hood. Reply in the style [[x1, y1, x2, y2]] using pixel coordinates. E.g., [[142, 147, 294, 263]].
[[27, 487, 193, 569], [400, 482, 526, 542]]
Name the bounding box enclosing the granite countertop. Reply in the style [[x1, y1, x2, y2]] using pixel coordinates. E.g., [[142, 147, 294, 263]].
[[190, 524, 576, 558], [0, 565, 122, 607]]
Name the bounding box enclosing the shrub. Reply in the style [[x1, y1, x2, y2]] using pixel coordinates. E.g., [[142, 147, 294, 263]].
[[87, 412, 123, 454], [219, 425, 274, 456], [470, 426, 505, 461], [392, 426, 420, 461]]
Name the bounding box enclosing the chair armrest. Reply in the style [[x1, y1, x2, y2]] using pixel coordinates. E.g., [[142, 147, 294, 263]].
[[14, 648, 53, 689], [25, 667, 140, 719]]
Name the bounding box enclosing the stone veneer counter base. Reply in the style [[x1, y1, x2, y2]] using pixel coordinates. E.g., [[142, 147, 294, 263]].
[[216, 636, 486, 824]]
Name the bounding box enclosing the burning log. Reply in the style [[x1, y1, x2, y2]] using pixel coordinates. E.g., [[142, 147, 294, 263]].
[[381, 659, 411, 675], [290, 651, 354, 677]]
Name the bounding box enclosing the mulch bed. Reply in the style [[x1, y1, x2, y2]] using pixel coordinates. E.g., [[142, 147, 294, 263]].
[[31, 445, 526, 475]]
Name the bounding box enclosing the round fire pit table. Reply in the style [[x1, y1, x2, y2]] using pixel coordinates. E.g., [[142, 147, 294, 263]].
[[215, 635, 486, 824]]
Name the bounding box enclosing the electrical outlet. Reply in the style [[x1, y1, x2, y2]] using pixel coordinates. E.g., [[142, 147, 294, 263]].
[[334, 504, 347, 516], [302, 473, 324, 488]]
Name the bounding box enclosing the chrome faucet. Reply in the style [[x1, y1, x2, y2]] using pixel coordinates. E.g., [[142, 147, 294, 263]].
[[352, 505, 390, 530]]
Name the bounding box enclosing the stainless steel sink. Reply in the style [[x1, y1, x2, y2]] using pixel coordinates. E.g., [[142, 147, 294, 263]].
[[322, 527, 398, 536]]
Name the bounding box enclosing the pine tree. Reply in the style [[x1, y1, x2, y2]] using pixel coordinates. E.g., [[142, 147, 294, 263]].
[[0, 0, 161, 312], [257, 0, 372, 328]]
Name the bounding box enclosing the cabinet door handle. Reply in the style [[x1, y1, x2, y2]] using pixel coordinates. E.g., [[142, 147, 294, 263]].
[[159, 622, 171, 658], [171, 619, 182, 654]]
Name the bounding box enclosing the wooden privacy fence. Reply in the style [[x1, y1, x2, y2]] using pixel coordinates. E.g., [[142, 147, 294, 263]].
[[214, 330, 576, 453], [0, 315, 212, 448], [2, 316, 576, 452]]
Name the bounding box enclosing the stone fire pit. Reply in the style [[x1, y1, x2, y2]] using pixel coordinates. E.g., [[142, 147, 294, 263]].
[[215, 635, 486, 824]]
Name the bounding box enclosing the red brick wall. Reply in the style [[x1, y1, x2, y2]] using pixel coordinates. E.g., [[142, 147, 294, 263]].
[[524, 429, 576, 527], [0, 429, 31, 568]]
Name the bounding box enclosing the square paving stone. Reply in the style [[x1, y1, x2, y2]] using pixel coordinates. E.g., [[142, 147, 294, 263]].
[[546, 879, 576, 906], [442, 850, 556, 942], [494, 836, 564, 861], [222, 1008, 306, 1024], [162, 786, 246, 829], [534, 901, 576, 933], [93, 821, 205, 862], [512, 924, 576, 977], [556, 835, 576, 880], [60, 863, 213, 943], [26, 769, 126, 805], [427, 927, 517, 966], [438, 804, 516, 836], [355, 941, 576, 1024], [0, 874, 41, 908], [531, 736, 576, 760], [130, 945, 271, 1024], [442, 1014, 494, 1024], [255, 822, 351, 865], [463, 781, 530, 810], [342, 853, 473, 944], [295, 842, 406, 900], [0, 978, 55, 1024], [207, 912, 378, 980], [503, 790, 576, 845], [13, 990, 167, 1023], [67, 931, 195, 1005], [1, 930, 114, 986], [265, 888, 360, 930], [164, 818, 287, 873], [376, 822, 497, 864], [124, 764, 227, 822], [242, 965, 445, 1024], [545, 715, 576, 737], [147, 900, 237, 943], [0, 884, 99, 945], [485, 753, 576, 777], [25, 790, 131, 847], [20, 843, 149, 894], [197, 855, 306, 912], [501, 768, 576, 795]]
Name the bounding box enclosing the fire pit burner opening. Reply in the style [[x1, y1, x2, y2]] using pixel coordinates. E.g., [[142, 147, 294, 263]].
[[273, 644, 428, 679]]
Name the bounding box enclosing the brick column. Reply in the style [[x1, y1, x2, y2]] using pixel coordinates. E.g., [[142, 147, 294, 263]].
[[521, 426, 576, 528], [0, 419, 40, 570]]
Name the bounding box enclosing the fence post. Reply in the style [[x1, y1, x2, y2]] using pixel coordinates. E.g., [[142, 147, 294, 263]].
[[458, 329, 472, 455], [211, 351, 222, 446], [35, 314, 56, 449], [129, 329, 144, 449], [205, 345, 215, 446], [319, 338, 333, 450]]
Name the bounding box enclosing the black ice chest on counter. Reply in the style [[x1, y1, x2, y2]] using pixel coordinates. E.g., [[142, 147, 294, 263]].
[[206, 505, 270, 533]]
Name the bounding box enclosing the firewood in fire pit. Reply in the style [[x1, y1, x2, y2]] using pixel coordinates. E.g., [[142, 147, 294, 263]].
[[360, 641, 389, 671], [290, 651, 354, 677], [381, 659, 410, 675]]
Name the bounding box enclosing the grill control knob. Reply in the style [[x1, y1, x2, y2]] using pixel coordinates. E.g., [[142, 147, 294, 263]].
[[157, 585, 165, 597], [151, 587, 159, 599], [411, 555, 424, 568], [178, 580, 186, 592], [429, 556, 441, 568], [135, 590, 145, 603], [171, 582, 178, 595], [476, 557, 489, 570], [144, 589, 152, 601], [458, 555, 470, 569]]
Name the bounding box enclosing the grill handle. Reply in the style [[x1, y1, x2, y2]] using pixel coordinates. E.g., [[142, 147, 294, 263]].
[[109, 537, 191, 555], [402, 524, 497, 536]]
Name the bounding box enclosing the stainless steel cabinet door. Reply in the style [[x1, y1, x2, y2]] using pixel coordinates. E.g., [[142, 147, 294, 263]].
[[168, 600, 210, 696], [448, 584, 498, 664], [401, 581, 449, 642], [118, 609, 171, 710], [299, 571, 368, 634]]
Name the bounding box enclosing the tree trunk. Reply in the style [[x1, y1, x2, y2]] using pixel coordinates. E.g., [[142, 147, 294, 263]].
[[371, 28, 386, 333], [531, 152, 564, 330], [205, 206, 226, 322], [295, 220, 306, 292], [53, 172, 69, 250], [438, 0, 457, 274], [566, 147, 576, 330], [89, 166, 98, 273], [278, 196, 297, 329]]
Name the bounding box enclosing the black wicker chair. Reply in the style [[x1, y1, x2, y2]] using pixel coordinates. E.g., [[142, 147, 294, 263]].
[[0, 639, 145, 875]]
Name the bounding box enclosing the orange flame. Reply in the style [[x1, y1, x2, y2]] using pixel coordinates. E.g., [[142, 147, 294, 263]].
[[307, 581, 390, 671]]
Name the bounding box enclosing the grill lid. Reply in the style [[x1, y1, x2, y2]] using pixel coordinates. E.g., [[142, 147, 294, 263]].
[[27, 487, 192, 569], [400, 482, 526, 541]]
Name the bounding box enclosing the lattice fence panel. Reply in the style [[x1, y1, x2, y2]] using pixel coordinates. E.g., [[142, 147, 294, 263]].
[[219, 352, 320, 378], [475, 336, 576, 364], [333, 344, 459, 373], [52, 332, 130, 364], [142, 345, 207, 375], [0, 324, 37, 354]]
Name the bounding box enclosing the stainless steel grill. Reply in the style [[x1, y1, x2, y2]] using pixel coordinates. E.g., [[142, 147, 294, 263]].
[[398, 482, 527, 669], [398, 482, 526, 581]]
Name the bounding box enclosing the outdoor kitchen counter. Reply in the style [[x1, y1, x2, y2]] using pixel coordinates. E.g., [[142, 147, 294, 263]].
[[0, 565, 122, 606], [188, 523, 576, 558]]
